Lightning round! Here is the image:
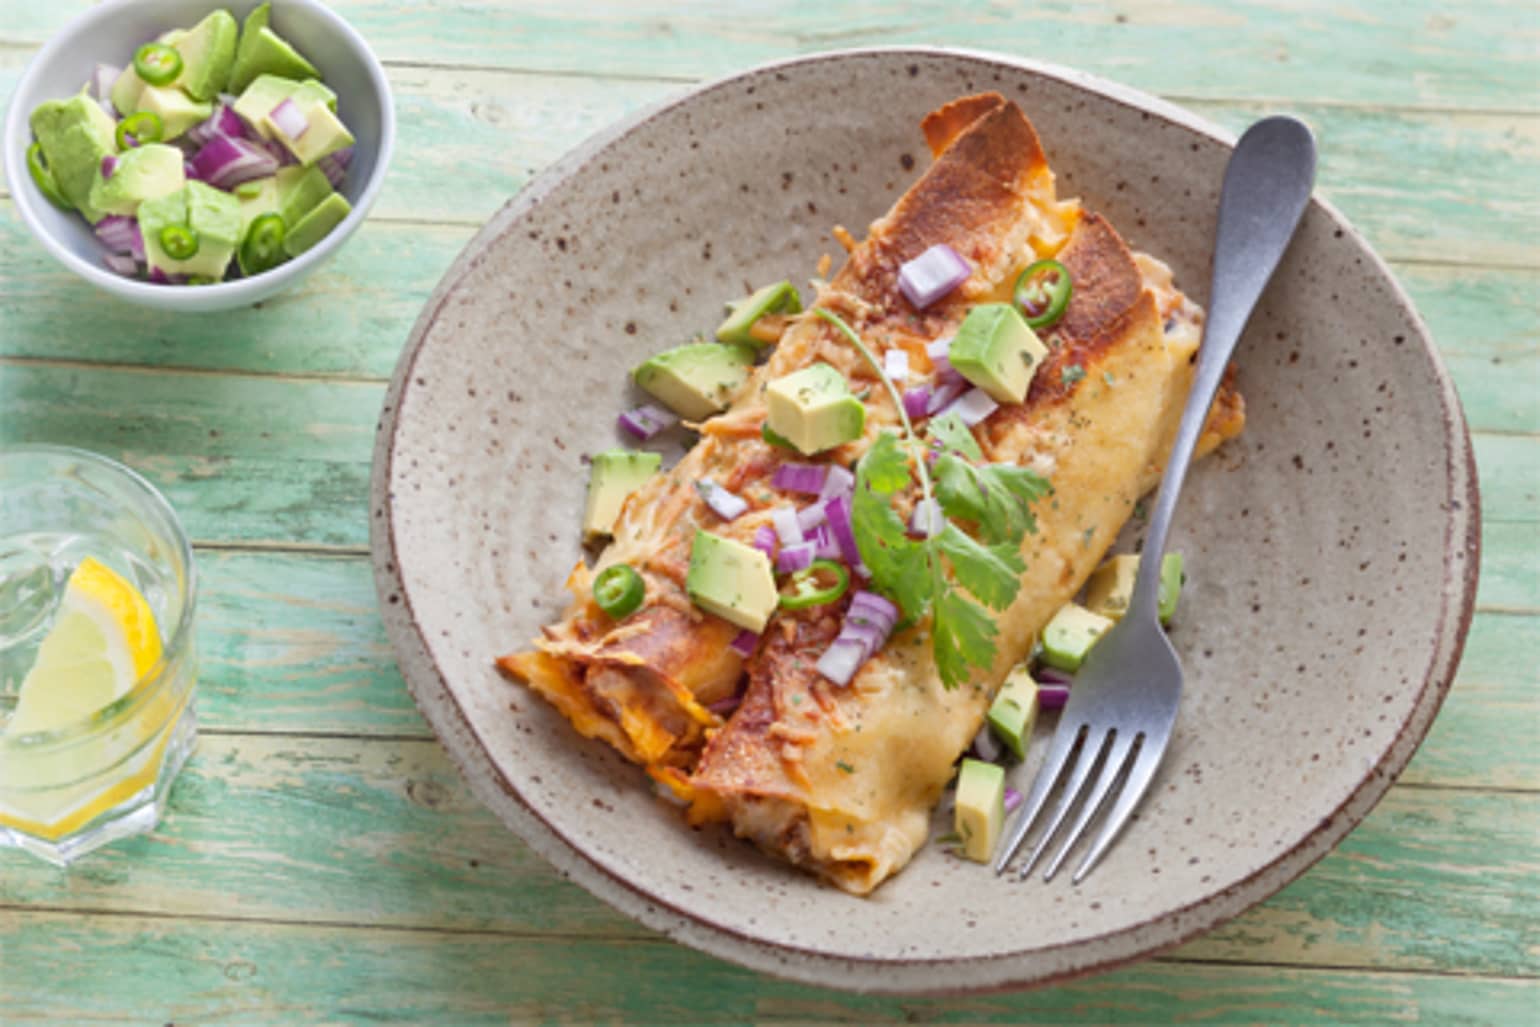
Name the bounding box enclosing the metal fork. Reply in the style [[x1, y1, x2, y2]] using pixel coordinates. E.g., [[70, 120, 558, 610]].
[[994, 116, 1317, 884]]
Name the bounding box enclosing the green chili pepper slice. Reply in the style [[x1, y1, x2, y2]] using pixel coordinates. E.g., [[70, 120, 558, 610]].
[[593, 563, 645, 619], [1013, 259, 1073, 329], [158, 223, 199, 260], [779, 559, 850, 610], [133, 43, 183, 86], [238, 213, 287, 276], [26, 142, 72, 210], [116, 111, 164, 150]]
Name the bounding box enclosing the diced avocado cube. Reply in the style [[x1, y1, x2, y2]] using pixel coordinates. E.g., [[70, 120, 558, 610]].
[[764, 363, 866, 456], [266, 98, 354, 166], [229, 2, 320, 95], [632, 342, 756, 421], [110, 66, 148, 118], [233, 74, 300, 138], [986, 666, 1040, 761], [954, 758, 1006, 863], [233, 175, 280, 235], [1158, 551, 1184, 624], [685, 529, 778, 633], [88, 142, 185, 217], [1083, 552, 1184, 625], [948, 302, 1049, 404], [715, 280, 802, 347], [289, 78, 338, 112], [133, 85, 214, 141], [172, 9, 239, 101], [29, 92, 118, 222], [582, 450, 662, 542], [142, 182, 242, 281], [1040, 602, 1114, 672], [282, 192, 351, 257], [275, 164, 333, 227]]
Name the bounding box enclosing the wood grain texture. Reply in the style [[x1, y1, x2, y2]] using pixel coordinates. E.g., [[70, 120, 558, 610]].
[[0, 736, 1534, 979]]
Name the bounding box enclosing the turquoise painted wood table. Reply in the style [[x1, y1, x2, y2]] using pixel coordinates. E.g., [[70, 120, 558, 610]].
[[2, 2, 1535, 1021]]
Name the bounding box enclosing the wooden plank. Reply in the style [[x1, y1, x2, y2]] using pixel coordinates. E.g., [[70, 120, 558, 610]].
[[0, 908, 1533, 1024], [1474, 433, 1539, 524], [0, 363, 381, 548], [4, 57, 1537, 267], [3, 1, 1537, 112], [1, 734, 1533, 978]]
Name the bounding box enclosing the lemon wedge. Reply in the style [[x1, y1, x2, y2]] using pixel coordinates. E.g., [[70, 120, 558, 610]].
[[4, 557, 162, 738]]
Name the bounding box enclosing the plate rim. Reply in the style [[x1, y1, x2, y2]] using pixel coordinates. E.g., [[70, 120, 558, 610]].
[[369, 46, 1481, 994]]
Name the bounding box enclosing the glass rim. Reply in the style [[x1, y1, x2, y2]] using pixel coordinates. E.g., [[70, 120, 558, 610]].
[[0, 444, 197, 752]]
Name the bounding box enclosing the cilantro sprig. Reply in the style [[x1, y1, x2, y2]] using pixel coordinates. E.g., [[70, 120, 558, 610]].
[[814, 309, 1051, 688]]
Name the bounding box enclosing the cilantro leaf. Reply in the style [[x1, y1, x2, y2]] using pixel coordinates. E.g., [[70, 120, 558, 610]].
[[937, 523, 1024, 611], [925, 411, 983, 462], [933, 455, 1051, 544], [932, 589, 998, 688], [852, 432, 933, 621]]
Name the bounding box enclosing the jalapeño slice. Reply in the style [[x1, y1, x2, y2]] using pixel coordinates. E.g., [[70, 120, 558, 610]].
[[1012, 259, 1072, 330]]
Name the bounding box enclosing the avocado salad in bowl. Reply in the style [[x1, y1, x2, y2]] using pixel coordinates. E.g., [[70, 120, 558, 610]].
[[5, 0, 394, 311]]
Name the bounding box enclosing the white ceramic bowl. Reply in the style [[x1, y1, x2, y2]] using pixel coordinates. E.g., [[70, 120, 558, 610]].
[[4, 0, 394, 313], [373, 49, 1478, 993]]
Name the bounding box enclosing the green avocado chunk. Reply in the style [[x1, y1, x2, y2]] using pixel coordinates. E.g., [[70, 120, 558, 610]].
[[986, 666, 1040, 761], [233, 175, 280, 235], [282, 191, 352, 257], [88, 142, 185, 218], [133, 85, 214, 141], [764, 362, 866, 455], [233, 75, 337, 139], [582, 450, 662, 542], [948, 302, 1050, 404], [173, 9, 239, 100], [229, 2, 320, 94], [954, 758, 1006, 863], [140, 181, 242, 281], [29, 92, 118, 222], [685, 529, 778, 634], [715, 280, 802, 347], [1083, 552, 1185, 625], [632, 342, 756, 421], [267, 97, 354, 166], [1039, 602, 1114, 672], [274, 164, 334, 227]]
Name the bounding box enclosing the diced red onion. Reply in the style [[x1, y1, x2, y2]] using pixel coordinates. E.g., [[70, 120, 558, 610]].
[[839, 617, 889, 654], [902, 386, 931, 422], [752, 525, 778, 559], [617, 403, 676, 440], [823, 495, 867, 575], [848, 590, 898, 631], [317, 145, 354, 189], [729, 629, 760, 658], [925, 335, 953, 361], [898, 243, 970, 310], [148, 267, 185, 285], [269, 98, 308, 140], [1004, 787, 1024, 813], [100, 155, 117, 179], [698, 480, 748, 521], [972, 724, 1002, 763], [188, 104, 250, 147], [776, 541, 816, 574], [809, 522, 841, 560], [771, 462, 826, 494], [926, 377, 967, 415], [883, 348, 909, 382], [817, 464, 854, 504], [943, 387, 999, 427], [815, 638, 867, 686], [1038, 684, 1071, 710], [707, 694, 742, 716], [190, 135, 280, 191], [909, 496, 944, 538], [92, 64, 120, 100], [102, 252, 138, 276], [252, 136, 298, 167], [771, 506, 804, 547], [796, 500, 827, 533], [1034, 666, 1074, 687], [94, 216, 141, 255], [184, 160, 200, 180]]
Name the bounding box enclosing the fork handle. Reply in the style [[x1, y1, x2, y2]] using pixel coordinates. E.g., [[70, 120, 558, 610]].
[[1133, 117, 1317, 617]]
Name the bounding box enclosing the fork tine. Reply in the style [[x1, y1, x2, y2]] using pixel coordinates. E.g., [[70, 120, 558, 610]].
[[991, 723, 1084, 874], [1071, 730, 1170, 884], [1017, 729, 1115, 878], [1041, 732, 1140, 881]]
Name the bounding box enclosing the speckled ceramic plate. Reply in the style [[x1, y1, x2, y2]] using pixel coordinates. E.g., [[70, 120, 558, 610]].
[[370, 49, 1478, 994]]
